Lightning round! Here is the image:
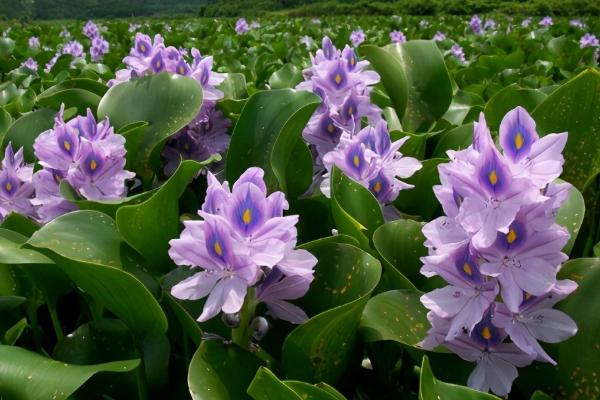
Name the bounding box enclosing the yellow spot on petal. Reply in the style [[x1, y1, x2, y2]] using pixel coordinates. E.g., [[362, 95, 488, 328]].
[[524, 292, 533, 301], [327, 123, 335, 134], [515, 132, 524, 150], [507, 228, 517, 244], [353, 154, 360, 168], [90, 159, 97, 171], [373, 181, 382, 193], [347, 106, 354, 115], [140, 43, 146, 53], [213, 241, 223, 256], [488, 170, 498, 186], [335, 74, 342, 84], [178, 66, 185, 74], [350, 57, 356, 66], [243, 208, 252, 224], [482, 326, 492, 340], [5, 182, 12, 191], [463, 262, 473, 276], [63, 140, 71, 151]]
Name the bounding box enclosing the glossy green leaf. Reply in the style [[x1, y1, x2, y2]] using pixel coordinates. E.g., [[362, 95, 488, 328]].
[[36, 88, 101, 114], [248, 367, 303, 400], [1, 108, 55, 163], [484, 84, 547, 131], [285, 381, 347, 400], [116, 159, 208, 272], [218, 72, 247, 99], [225, 88, 320, 194], [532, 69, 600, 192], [554, 181, 585, 254], [269, 64, 303, 89], [419, 356, 500, 400], [394, 158, 445, 220], [97, 72, 203, 179], [188, 340, 263, 400], [431, 124, 473, 158], [360, 289, 428, 348], [443, 90, 484, 126], [330, 166, 384, 249], [283, 241, 381, 384], [0, 345, 139, 400], [27, 210, 168, 338], [4, 317, 27, 345]]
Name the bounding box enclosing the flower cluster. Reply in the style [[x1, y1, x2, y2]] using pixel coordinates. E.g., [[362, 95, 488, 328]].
[[83, 20, 99, 40], [521, 17, 532, 28], [320, 120, 422, 205], [32, 106, 134, 223], [469, 15, 483, 35], [419, 107, 577, 396], [28, 36, 40, 48], [300, 35, 313, 49], [350, 29, 366, 47], [296, 36, 381, 163], [235, 18, 249, 35], [570, 19, 585, 28], [450, 44, 467, 63], [539, 16, 554, 27], [0, 145, 36, 222], [169, 167, 317, 324], [580, 33, 599, 48], [390, 30, 407, 44], [432, 31, 446, 42], [90, 36, 110, 62], [21, 58, 38, 73], [111, 33, 230, 174], [483, 18, 497, 30]]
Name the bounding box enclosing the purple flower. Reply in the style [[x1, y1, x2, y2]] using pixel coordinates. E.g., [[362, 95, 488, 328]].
[[28, 36, 40, 48], [32, 106, 134, 222], [128, 23, 141, 33], [45, 52, 61, 74], [21, 58, 38, 72], [470, 15, 483, 35], [0, 144, 36, 221], [570, 19, 585, 28], [521, 17, 532, 28], [349, 29, 366, 47], [420, 107, 576, 396], [300, 35, 313, 49], [90, 36, 109, 62], [320, 120, 422, 204], [235, 18, 249, 35], [169, 168, 317, 323], [62, 40, 84, 58], [432, 31, 446, 42], [580, 33, 599, 48], [249, 21, 260, 30], [450, 44, 466, 63], [59, 27, 70, 38], [390, 30, 406, 44], [297, 37, 381, 164], [539, 16, 553, 27], [83, 20, 100, 40], [483, 18, 496, 30]]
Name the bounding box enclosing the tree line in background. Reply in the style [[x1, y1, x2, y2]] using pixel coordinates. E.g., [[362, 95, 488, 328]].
[[1, 0, 599, 21]]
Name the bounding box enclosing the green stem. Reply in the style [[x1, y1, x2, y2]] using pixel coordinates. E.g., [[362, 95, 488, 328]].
[[231, 288, 257, 349], [48, 303, 64, 341]]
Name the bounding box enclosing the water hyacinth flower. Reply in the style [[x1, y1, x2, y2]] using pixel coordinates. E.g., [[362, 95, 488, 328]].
[[469, 15, 483, 35], [59, 26, 70, 38], [296, 37, 381, 164], [63, 40, 84, 58], [450, 44, 466, 63], [32, 106, 134, 223], [21, 58, 38, 73], [539, 16, 553, 27], [320, 120, 422, 204], [90, 36, 109, 62], [300, 35, 313, 49], [580, 33, 599, 48], [521, 17, 532, 28], [419, 19, 429, 29], [350, 29, 366, 47], [0, 144, 36, 222], [249, 21, 260, 30], [128, 23, 142, 33], [83, 20, 100, 40], [570, 19, 585, 28], [45, 52, 61, 74], [483, 18, 496, 30], [235, 18, 249, 35], [169, 167, 317, 323], [390, 30, 406, 44], [419, 107, 577, 396], [28, 36, 40, 48], [432, 31, 446, 42]]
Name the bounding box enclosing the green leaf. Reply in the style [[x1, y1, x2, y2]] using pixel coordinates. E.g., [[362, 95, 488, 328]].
[[483, 84, 547, 131], [363, 41, 452, 132], [0, 345, 139, 400], [394, 158, 445, 220], [554, 181, 585, 255], [188, 340, 264, 400], [530, 391, 553, 400], [443, 90, 484, 126], [1, 108, 55, 163], [37, 88, 101, 114], [97, 73, 203, 179], [27, 210, 167, 338], [283, 242, 381, 384], [0, 107, 12, 142], [360, 289, 428, 348], [218, 73, 248, 100], [225, 89, 320, 194], [361, 45, 408, 121], [431, 124, 473, 158], [116, 159, 208, 273], [269, 64, 303, 90], [330, 166, 384, 249], [419, 356, 500, 400], [285, 381, 347, 400], [248, 367, 303, 400], [532, 69, 600, 192]]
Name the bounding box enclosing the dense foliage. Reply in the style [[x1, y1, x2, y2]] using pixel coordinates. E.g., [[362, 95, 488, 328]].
[[0, 13, 599, 400]]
